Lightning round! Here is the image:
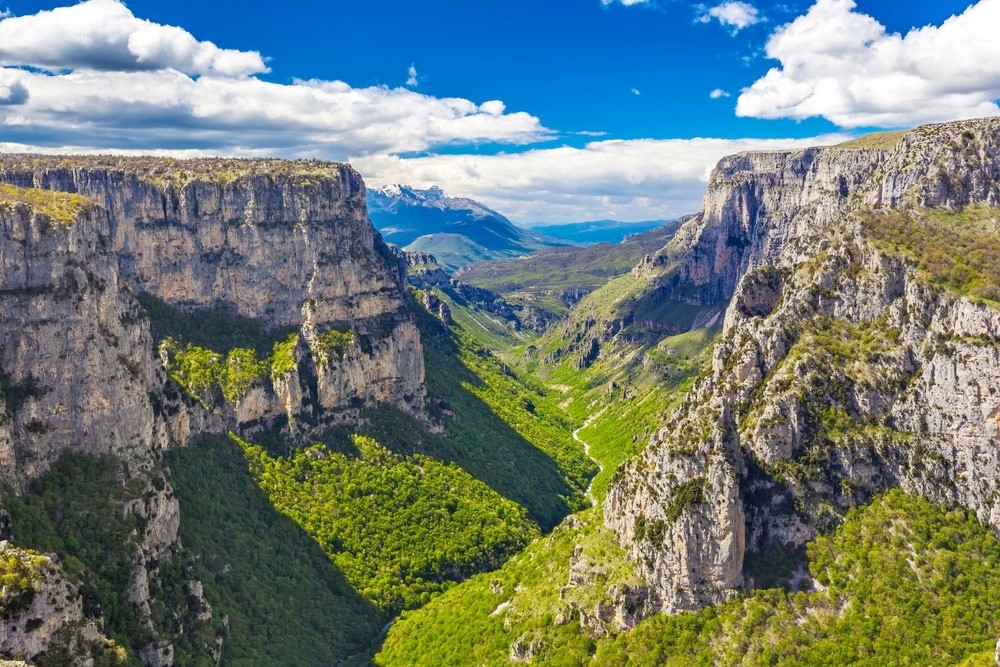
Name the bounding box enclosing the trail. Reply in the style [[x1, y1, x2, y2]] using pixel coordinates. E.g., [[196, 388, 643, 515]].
[[572, 408, 606, 507]]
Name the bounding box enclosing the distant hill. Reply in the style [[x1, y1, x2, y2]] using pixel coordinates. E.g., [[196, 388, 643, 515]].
[[523, 219, 668, 245], [367, 185, 559, 270], [456, 219, 686, 328]]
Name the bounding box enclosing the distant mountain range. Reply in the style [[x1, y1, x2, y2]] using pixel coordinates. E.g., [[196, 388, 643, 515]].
[[367, 185, 557, 270], [522, 219, 668, 245]]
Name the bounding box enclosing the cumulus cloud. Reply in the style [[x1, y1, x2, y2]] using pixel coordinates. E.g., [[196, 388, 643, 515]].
[[0, 0, 267, 77], [0, 9, 9, 19], [352, 134, 848, 223], [406, 64, 418, 87], [737, 0, 1000, 128], [710, 88, 731, 98], [0, 67, 549, 158], [696, 1, 761, 33], [0, 3, 549, 158], [601, 0, 650, 6]]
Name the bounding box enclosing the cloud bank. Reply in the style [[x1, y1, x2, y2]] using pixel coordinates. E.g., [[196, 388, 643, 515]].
[[0, 1, 549, 158], [353, 134, 848, 223], [737, 0, 1000, 127], [0, 0, 267, 77]]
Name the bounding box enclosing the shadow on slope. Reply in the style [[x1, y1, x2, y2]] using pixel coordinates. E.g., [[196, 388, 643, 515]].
[[339, 300, 593, 531], [166, 435, 383, 666]]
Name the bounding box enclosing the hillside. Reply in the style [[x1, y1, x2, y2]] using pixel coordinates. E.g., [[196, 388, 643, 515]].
[[456, 220, 684, 328], [0, 160, 590, 665], [376, 117, 1000, 665], [367, 185, 559, 270]]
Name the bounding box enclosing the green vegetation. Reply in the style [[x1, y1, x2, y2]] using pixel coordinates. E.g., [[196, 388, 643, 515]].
[[862, 206, 1000, 306], [3, 454, 150, 664], [165, 435, 382, 666], [315, 327, 354, 361], [137, 292, 296, 357], [160, 340, 268, 405], [270, 331, 299, 378], [456, 222, 679, 322], [0, 547, 48, 616], [236, 433, 538, 613], [375, 509, 641, 666], [665, 478, 705, 522], [832, 130, 908, 150], [352, 315, 593, 529], [0, 183, 93, 223], [596, 490, 1000, 666]]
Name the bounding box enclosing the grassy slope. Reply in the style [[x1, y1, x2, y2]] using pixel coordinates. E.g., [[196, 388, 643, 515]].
[[374, 509, 638, 667], [379, 490, 1000, 666], [862, 205, 1000, 306], [456, 223, 679, 320]]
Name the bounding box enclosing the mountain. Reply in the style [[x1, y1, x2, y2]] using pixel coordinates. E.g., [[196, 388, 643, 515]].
[[0, 158, 591, 665], [4, 118, 1000, 667], [367, 184, 559, 270], [375, 117, 1000, 665], [522, 219, 669, 245], [456, 220, 685, 330]]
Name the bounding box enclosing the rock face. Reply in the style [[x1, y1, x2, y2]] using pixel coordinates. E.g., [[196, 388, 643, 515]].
[[0, 193, 210, 663], [0, 157, 429, 664], [0, 542, 122, 666], [0, 157, 426, 432], [606, 118, 1000, 612]]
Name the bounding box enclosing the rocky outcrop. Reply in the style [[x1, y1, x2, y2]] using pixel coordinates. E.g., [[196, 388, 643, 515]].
[[0, 542, 122, 666], [0, 194, 213, 664], [606, 118, 1000, 612], [0, 156, 425, 664], [0, 156, 426, 432]]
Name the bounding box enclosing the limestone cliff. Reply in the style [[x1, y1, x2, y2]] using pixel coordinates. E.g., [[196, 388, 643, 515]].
[[606, 118, 1000, 612], [0, 157, 425, 433], [0, 190, 207, 664], [0, 157, 428, 665]]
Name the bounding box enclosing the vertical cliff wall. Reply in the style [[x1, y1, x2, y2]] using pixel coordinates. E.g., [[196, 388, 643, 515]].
[[0, 157, 426, 433], [606, 118, 1000, 613], [0, 157, 430, 665]]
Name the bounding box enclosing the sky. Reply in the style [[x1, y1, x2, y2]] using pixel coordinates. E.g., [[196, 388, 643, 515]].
[[0, 0, 997, 222]]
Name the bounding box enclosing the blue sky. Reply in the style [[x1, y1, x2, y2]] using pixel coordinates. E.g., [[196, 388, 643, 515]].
[[0, 0, 997, 221]]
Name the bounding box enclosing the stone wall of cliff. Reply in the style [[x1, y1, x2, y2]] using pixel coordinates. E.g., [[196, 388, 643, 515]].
[[0, 156, 429, 665], [0, 157, 426, 433], [606, 118, 1000, 613]]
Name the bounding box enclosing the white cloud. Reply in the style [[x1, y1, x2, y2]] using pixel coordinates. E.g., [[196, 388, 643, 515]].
[[602, 0, 650, 6], [406, 64, 418, 87], [631, 87, 641, 96], [0, 9, 10, 19], [737, 0, 1000, 128], [0, 4, 549, 159], [0, 0, 267, 77], [697, 2, 761, 33], [352, 134, 849, 223], [710, 88, 731, 98], [0, 67, 549, 158]]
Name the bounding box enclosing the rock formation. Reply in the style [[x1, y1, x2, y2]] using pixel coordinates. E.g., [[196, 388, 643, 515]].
[[0, 157, 426, 433], [606, 118, 1000, 612], [0, 156, 429, 664], [0, 542, 123, 666]]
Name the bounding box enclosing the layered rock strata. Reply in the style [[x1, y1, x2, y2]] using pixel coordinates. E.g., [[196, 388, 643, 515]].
[[606, 118, 1000, 612], [0, 157, 426, 432]]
